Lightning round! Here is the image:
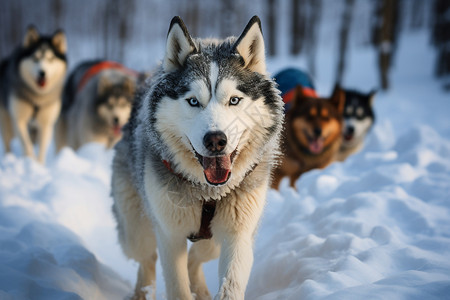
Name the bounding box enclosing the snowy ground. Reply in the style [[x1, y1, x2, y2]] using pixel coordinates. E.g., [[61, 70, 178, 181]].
[[1, 28, 450, 299]]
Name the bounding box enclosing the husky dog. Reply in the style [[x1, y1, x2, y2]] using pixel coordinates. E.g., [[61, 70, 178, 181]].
[[272, 80, 345, 189], [0, 25, 67, 163], [55, 60, 138, 151], [336, 88, 376, 161], [112, 16, 283, 299]]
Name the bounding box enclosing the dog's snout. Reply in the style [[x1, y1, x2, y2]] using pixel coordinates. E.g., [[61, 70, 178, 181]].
[[313, 127, 322, 137], [346, 125, 355, 135], [203, 131, 227, 153], [38, 70, 46, 79], [113, 117, 119, 126]]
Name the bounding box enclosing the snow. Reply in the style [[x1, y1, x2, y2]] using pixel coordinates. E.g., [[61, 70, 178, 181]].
[[1, 20, 450, 300]]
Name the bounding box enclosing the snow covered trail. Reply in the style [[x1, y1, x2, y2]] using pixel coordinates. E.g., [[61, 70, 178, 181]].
[[1, 28, 450, 298], [247, 124, 450, 299]]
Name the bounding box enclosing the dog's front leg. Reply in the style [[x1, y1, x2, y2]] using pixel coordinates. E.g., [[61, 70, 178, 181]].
[[10, 97, 35, 158], [36, 101, 61, 164], [216, 233, 253, 300], [156, 228, 193, 300]]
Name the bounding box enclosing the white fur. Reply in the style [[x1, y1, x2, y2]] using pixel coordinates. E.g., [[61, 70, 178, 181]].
[[112, 16, 281, 300]]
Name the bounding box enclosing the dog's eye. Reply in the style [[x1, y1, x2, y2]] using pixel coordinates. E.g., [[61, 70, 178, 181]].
[[229, 96, 242, 106], [186, 97, 199, 107]]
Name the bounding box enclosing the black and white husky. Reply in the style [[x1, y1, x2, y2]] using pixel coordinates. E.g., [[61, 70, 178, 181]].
[[112, 16, 283, 299], [337, 88, 376, 161], [0, 25, 67, 163]]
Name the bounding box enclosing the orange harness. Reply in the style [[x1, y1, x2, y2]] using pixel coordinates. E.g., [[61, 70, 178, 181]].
[[76, 61, 138, 92]]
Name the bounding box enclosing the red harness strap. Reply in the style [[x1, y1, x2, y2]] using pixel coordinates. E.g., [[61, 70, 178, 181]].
[[76, 61, 138, 92], [283, 86, 318, 105], [162, 160, 216, 242]]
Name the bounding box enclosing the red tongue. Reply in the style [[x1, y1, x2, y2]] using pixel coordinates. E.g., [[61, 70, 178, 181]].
[[309, 139, 324, 154], [344, 133, 354, 141], [202, 154, 232, 185], [113, 125, 121, 137], [37, 78, 46, 87]]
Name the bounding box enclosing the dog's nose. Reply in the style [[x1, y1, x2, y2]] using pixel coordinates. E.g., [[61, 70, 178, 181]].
[[313, 127, 322, 137], [113, 117, 119, 126], [346, 126, 355, 135], [203, 131, 227, 153], [38, 70, 46, 79]]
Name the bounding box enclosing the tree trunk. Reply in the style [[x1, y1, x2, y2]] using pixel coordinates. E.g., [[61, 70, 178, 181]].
[[335, 0, 355, 85]]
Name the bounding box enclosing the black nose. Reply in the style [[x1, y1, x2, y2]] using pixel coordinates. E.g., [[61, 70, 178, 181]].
[[113, 117, 119, 126], [38, 70, 46, 79], [203, 131, 227, 153], [313, 127, 322, 137]]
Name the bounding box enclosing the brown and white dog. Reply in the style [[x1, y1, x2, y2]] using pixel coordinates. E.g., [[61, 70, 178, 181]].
[[272, 84, 345, 188], [55, 60, 139, 151]]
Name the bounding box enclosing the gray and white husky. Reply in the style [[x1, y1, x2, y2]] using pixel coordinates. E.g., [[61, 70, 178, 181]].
[[0, 25, 67, 163], [112, 16, 283, 300], [55, 60, 138, 151]]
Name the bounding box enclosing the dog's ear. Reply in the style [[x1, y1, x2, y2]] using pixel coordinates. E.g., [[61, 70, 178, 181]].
[[23, 25, 40, 48], [330, 84, 345, 114], [97, 75, 112, 95], [51, 29, 67, 54], [290, 85, 306, 108], [233, 16, 266, 75], [368, 89, 377, 106], [122, 76, 136, 97], [163, 16, 197, 72]]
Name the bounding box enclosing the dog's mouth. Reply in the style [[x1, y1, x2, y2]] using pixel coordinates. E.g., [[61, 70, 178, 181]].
[[344, 132, 354, 141], [194, 149, 237, 186], [112, 125, 122, 137], [36, 77, 46, 88], [304, 130, 325, 154]]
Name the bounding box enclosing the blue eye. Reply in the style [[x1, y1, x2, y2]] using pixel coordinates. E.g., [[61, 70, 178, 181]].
[[229, 96, 241, 106], [186, 97, 199, 107]]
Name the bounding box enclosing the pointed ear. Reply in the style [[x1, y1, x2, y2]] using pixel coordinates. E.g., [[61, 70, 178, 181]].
[[233, 16, 267, 75], [51, 29, 67, 54], [163, 16, 197, 72], [290, 85, 306, 108], [23, 25, 40, 48], [122, 76, 136, 96], [330, 84, 345, 114], [97, 75, 111, 95]]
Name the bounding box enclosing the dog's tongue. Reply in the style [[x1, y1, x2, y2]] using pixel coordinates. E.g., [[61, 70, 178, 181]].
[[202, 155, 232, 185], [309, 139, 324, 154], [37, 77, 46, 87], [113, 125, 121, 137]]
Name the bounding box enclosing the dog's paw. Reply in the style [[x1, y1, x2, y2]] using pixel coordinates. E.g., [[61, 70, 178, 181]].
[[192, 287, 212, 300]]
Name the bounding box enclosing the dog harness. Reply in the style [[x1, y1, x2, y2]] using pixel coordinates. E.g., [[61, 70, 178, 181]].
[[162, 160, 217, 242], [76, 61, 138, 92]]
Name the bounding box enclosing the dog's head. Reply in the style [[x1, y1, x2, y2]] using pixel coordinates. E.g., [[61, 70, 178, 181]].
[[151, 16, 282, 186], [342, 89, 376, 148], [19, 25, 67, 94], [96, 74, 136, 138], [287, 85, 345, 155]]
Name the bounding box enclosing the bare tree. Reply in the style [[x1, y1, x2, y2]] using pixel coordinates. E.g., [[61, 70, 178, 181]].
[[432, 0, 450, 89], [335, 0, 355, 85], [267, 0, 276, 56], [371, 0, 400, 90]]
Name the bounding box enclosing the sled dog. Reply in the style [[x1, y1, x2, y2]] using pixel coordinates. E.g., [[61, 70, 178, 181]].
[[272, 68, 345, 188], [0, 25, 67, 163], [55, 60, 138, 151], [112, 16, 283, 299], [337, 88, 376, 161]]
